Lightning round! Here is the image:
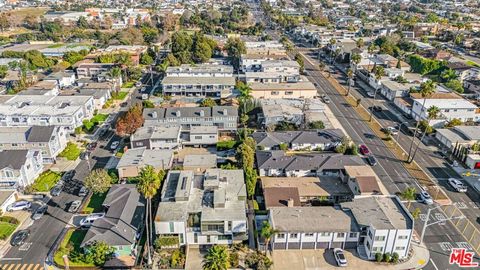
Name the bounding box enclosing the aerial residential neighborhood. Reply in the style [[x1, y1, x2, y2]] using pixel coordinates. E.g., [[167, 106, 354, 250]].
[[0, 0, 479, 270]]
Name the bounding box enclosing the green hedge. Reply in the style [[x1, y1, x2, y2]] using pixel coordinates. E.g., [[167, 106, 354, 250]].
[[217, 140, 238, 150]]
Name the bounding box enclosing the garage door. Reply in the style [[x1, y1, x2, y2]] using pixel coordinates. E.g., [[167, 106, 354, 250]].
[[274, 243, 286, 250], [331, 242, 343, 249], [344, 241, 357, 249], [316, 242, 329, 249], [288, 243, 300, 249], [302, 242, 315, 249]]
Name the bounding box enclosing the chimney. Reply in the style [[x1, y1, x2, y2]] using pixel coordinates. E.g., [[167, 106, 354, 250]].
[[176, 110, 181, 117], [200, 110, 205, 117], [287, 198, 294, 207], [223, 109, 228, 116]]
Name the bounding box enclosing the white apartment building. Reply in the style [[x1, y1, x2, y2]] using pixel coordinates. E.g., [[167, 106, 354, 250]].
[[155, 169, 248, 247], [410, 92, 480, 126], [270, 196, 413, 260], [240, 54, 289, 72], [0, 95, 95, 131], [250, 81, 317, 99], [245, 60, 301, 83], [166, 64, 233, 77], [0, 150, 43, 190], [0, 126, 68, 163]]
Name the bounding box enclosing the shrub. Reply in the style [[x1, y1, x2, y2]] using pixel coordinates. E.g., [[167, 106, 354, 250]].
[[383, 252, 391, 262], [154, 236, 179, 250], [217, 140, 238, 150], [229, 251, 240, 268], [279, 143, 288, 150], [0, 216, 20, 225], [391, 252, 399, 263], [253, 200, 259, 210], [375, 252, 383, 262]]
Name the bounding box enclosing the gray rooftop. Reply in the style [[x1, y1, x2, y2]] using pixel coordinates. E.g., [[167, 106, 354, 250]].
[[183, 154, 217, 168], [0, 150, 29, 170], [81, 184, 145, 247], [270, 207, 358, 233], [116, 147, 173, 169], [252, 129, 344, 148], [143, 106, 238, 120], [131, 125, 181, 141], [0, 126, 56, 143], [341, 196, 413, 230], [166, 64, 233, 74]]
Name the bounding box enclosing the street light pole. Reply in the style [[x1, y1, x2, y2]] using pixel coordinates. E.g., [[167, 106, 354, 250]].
[[396, 121, 409, 142], [368, 87, 379, 122]]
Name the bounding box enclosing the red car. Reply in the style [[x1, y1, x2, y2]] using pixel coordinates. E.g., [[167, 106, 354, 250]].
[[359, 144, 370, 155]]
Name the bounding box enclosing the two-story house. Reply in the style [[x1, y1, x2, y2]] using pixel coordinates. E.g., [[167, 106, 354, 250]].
[[155, 169, 248, 247], [0, 149, 43, 190], [0, 126, 68, 163]]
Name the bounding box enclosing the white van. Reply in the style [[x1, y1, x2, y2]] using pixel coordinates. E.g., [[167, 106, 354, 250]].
[[79, 213, 105, 227]]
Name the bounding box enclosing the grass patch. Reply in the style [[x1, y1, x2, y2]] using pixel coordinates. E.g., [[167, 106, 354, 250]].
[[47, 44, 64, 48], [217, 140, 239, 151], [112, 91, 128, 100], [30, 170, 62, 192], [82, 113, 108, 133], [466, 60, 480, 68], [58, 142, 81, 161], [122, 81, 135, 88], [82, 192, 107, 214], [54, 229, 93, 267], [0, 222, 17, 240]]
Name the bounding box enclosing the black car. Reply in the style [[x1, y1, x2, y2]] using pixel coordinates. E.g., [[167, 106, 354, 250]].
[[367, 155, 378, 166], [11, 229, 30, 246], [50, 185, 62, 196], [62, 170, 74, 181], [32, 205, 48, 220], [371, 106, 382, 112]]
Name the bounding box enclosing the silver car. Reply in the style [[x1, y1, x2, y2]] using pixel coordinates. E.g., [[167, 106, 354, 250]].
[[333, 248, 347, 267], [68, 200, 81, 213], [32, 205, 48, 220]]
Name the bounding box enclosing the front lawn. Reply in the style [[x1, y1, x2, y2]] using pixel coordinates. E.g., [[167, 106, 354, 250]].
[[217, 140, 239, 151], [122, 81, 135, 88], [82, 113, 108, 133], [112, 91, 128, 100], [54, 229, 94, 267], [0, 222, 17, 240], [58, 142, 81, 161], [30, 170, 62, 192], [82, 192, 107, 214]]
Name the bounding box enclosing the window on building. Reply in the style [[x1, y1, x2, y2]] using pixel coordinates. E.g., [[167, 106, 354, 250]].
[[228, 221, 232, 231], [374, 236, 386, 241], [4, 170, 13, 178], [285, 91, 294, 95], [290, 233, 298, 238], [277, 233, 285, 239], [194, 233, 198, 243], [372, 247, 383, 252], [271, 91, 279, 95], [320, 232, 330, 237], [349, 233, 357, 238], [195, 136, 202, 139], [337, 233, 345, 238], [169, 222, 174, 233], [395, 246, 406, 251], [398, 235, 408, 239], [305, 233, 314, 237], [206, 235, 211, 243], [218, 235, 231, 240]]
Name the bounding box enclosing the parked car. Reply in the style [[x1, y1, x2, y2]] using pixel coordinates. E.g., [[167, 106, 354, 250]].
[[78, 186, 88, 197], [333, 248, 347, 267], [419, 190, 433, 205], [367, 155, 377, 166], [62, 170, 74, 181], [86, 142, 97, 151], [80, 213, 105, 227], [321, 95, 331, 104], [10, 229, 30, 246], [366, 91, 375, 98], [110, 141, 119, 150], [50, 185, 62, 196], [359, 144, 370, 155], [32, 205, 48, 220], [68, 200, 82, 213], [135, 81, 142, 87], [448, 178, 467, 192], [80, 151, 90, 160], [386, 126, 399, 135], [6, 201, 31, 212]]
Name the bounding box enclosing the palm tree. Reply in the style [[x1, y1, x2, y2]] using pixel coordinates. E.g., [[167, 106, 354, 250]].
[[346, 68, 354, 96], [137, 165, 162, 265], [203, 245, 230, 270], [400, 186, 416, 209], [409, 105, 440, 163], [236, 81, 253, 115], [356, 38, 365, 49], [407, 80, 436, 162], [350, 53, 361, 71], [260, 221, 278, 254], [369, 66, 385, 122]]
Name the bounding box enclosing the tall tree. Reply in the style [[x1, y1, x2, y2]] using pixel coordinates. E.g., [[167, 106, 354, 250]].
[[400, 187, 416, 209], [137, 165, 162, 266], [368, 66, 385, 122], [346, 68, 354, 96], [224, 37, 246, 69], [260, 221, 278, 253], [203, 245, 230, 270], [409, 106, 440, 163], [84, 169, 112, 194], [116, 104, 144, 136]]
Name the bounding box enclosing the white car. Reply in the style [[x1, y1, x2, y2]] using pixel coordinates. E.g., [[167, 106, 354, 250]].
[[110, 141, 119, 150], [135, 81, 142, 87], [419, 190, 433, 205], [333, 248, 347, 267], [80, 213, 105, 227], [448, 178, 467, 192], [366, 91, 375, 98], [7, 201, 32, 212], [387, 126, 399, 135]]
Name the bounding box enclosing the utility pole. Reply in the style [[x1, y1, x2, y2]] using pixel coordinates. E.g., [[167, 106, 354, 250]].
[[420, 206, 464, 245]]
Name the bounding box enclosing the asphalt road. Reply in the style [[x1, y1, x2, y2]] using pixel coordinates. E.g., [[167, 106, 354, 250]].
[[298, 48, 475, 270]]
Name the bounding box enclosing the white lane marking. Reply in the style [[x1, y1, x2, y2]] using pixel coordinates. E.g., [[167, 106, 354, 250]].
[[430, 258, 439, 270], [454, 201, 468, 209], [434, 213, 446, 225], [419, 214, 428, 222], [456, 242, 472, 250], [439, 242, 453, 252]]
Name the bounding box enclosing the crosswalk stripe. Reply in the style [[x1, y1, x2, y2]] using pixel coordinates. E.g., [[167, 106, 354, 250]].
[[32, 265, 40, 270], [19, 265, 28, 270], [26, 264, 34, 270], [0, 264, 10, 270], [6, 264, 16, 270], [13, 265, 22, 270]]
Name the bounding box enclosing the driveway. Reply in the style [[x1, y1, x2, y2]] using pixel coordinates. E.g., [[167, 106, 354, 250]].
[[272, 249, 395, 270]]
